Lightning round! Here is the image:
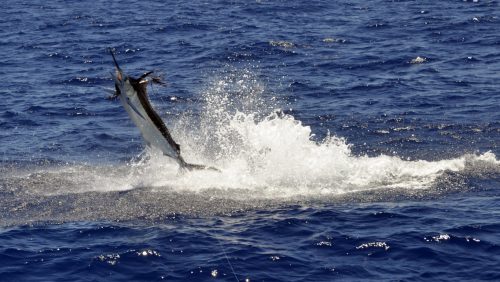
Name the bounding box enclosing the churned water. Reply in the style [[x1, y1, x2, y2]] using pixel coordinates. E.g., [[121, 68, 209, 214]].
[[1, 0, 499, 281]]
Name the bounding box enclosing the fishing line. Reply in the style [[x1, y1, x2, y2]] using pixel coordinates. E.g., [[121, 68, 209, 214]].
[[215, 234, 240, 282]]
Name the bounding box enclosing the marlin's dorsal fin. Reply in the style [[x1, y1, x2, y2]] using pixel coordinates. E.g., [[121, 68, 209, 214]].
[[139, 71, 166, 85]]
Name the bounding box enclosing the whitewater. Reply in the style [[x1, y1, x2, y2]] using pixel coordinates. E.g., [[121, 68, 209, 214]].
[[1, 73, 498, 226]]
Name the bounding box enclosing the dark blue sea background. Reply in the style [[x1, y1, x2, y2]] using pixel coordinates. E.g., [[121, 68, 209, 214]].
[[1, 0, 500, 281]]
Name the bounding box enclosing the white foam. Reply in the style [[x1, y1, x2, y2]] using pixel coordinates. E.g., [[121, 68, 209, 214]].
[[130, 110, 496, 200], [129, 69, 498, 200], [18, 69, 500, 201]]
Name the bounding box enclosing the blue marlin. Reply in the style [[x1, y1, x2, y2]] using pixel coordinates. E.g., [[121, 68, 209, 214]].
[[109, 50, 218, 172]]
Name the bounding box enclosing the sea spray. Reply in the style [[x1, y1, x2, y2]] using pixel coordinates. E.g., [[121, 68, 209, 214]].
[[1, 68, 498, 224]]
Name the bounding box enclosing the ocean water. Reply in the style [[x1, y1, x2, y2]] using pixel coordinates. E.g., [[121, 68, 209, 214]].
[[1, 0, 499, 281]]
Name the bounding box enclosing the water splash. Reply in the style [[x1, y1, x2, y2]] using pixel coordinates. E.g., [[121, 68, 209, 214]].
[[141, 109, 498, 199], [0, 69, 499, 224], [138, 69, 498, 199]]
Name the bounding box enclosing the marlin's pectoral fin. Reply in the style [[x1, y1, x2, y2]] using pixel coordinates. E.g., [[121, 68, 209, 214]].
[[103, 87, 119, 100], [106, 93, 119, 100]]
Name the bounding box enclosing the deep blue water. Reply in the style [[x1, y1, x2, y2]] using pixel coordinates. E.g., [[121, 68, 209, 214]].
[[1, 0, 500, 281]]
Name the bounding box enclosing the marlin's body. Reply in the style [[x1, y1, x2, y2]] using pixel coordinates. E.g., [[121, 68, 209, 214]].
[[110, 51, 215, 171], [118, 76, 180, 159]]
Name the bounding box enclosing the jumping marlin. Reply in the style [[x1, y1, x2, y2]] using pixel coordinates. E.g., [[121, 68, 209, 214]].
[[109, 49, 218, 172]]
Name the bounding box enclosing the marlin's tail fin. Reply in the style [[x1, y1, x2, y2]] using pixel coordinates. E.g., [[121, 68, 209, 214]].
[[181, 161, 221, 173]]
